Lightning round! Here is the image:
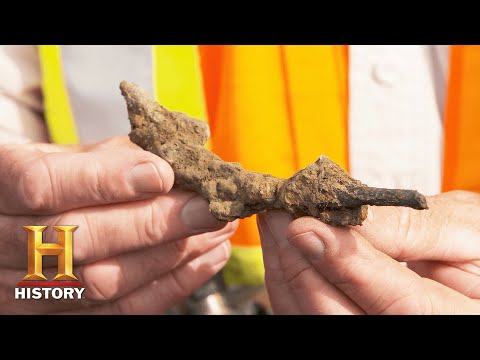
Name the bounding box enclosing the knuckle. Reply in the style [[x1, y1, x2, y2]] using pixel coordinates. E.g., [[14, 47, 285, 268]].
[[377, 278, 430, 315], [379, 293, 430, 314], [83, 152, 132, 204], [59, 212, 93, 264], [87, 154, 114, 202], [326, 250, 378, 294], [285, 266, 310, 290], [141, 200, 169, 247], [279, 250, 312, 289], [328, 271, 360, 296], [19, 157, 54, 212], [81, 261, 125, 301], [169, 270, 190, 299]]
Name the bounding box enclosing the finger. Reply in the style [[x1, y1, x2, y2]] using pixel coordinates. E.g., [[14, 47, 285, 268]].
[[257, 212, 302, 314], [289, 217, 480, 314], [0, 141, 174, 215], [0, 221, 237, 314], [80, 220, 238, 301], [409, 261, 480, 299], [354, 191, 480, 262], [258, 211, 363, 315], [0, 191, 229, 268], [68, 241, 231, 314]]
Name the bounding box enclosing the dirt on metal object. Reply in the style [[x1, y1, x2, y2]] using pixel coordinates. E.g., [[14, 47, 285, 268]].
[[120, 81, 428, 226]]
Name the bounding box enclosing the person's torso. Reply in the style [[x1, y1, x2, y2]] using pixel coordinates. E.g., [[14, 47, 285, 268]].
[[57, 45, 448, 195]]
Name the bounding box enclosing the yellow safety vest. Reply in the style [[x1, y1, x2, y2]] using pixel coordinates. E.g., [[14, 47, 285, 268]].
[[38, 45, 480, 286]]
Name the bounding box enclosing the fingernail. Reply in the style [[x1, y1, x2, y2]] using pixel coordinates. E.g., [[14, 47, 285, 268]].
[[181, 196, 225, 232], [129, 162, 163, 193], [288, 231, 325, 258], [263, 211, 294, 247]]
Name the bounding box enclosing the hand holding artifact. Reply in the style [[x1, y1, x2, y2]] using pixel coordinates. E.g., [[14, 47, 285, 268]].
[[120, 81, 427, 226]]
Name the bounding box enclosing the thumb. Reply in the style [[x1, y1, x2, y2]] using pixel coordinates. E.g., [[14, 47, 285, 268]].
[[288, 217, 480, 314], [0, 143, 174, 215], [354, 191, 480, 262]]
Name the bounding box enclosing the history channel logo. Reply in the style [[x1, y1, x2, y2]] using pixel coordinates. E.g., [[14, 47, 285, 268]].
[[15, 226, 85, 300]]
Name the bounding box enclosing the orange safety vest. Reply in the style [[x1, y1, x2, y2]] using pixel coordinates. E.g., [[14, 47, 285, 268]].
[[39, 45, 480, 286]]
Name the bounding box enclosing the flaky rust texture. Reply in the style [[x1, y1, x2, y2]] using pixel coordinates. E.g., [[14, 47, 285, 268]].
[[120, 81, 428, 226]]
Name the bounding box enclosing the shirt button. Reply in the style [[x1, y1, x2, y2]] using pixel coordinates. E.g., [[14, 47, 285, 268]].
[[372, 63, 398, 86]]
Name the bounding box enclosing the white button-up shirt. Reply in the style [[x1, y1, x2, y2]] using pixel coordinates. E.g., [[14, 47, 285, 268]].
[[349, 45, 449, 195], [0, 45, 449, 195]]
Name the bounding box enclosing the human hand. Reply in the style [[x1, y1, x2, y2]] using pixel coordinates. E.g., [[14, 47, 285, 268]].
[[257, 191, 480, 314], [0, 137, 237, 314]]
